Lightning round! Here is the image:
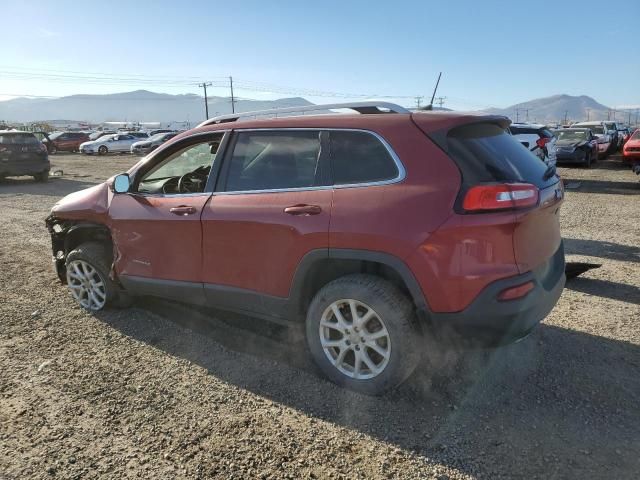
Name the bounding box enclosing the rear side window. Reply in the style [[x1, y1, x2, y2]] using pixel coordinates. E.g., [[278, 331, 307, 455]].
[[224, 130, 322, 191], [330, 131, 399, 185], [447, 123, 556, 189], [0, 133, 39, 144]]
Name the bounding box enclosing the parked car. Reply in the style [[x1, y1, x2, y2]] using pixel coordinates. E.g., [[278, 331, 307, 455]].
[[130, 132, 178, 155], [79, 133, 141, 155], [553, 128, 598, 167], [125, 131, 149, 139], [45, 103, 566, 395], [622, 129, 640, 163], [572, 121, 611, 158], [618, 126, 631, 144], [148, 129, 175, 136], [0, 130, 49, 181], [43, 131, 90, 154], [604, 121, 621, 152], [88, 131, 116, 141], [509, 123, 557, 167]]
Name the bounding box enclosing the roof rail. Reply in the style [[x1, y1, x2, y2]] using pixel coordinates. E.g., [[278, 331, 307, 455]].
[[197, 101, 410, 127]]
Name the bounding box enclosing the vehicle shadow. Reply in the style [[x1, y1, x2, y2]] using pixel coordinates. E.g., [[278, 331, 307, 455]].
[[565, 237, 640, 263], [565, 277, 640, 305], [0, 176, 96, 196], [561, 178, 639, 195], [95, 299, 640, 479]]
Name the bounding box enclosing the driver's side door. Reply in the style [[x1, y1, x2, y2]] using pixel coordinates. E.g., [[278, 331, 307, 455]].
[[108, 131, 227, 302]]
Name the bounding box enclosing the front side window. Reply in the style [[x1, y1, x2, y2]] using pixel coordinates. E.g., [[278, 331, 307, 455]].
[[224, 130, 322, 192], [329, 130, 399, 185], [137, 135, 223, 194]]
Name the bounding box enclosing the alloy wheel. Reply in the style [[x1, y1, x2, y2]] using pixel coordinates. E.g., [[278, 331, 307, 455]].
[[66, 260, 107, 310], [319, 299, 391, 380]]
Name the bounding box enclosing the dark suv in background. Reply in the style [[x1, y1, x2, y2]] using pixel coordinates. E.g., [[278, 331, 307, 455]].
[[0, 130, 50, 181], [44, 131, 90, 154], [46, 103, 565, 394]]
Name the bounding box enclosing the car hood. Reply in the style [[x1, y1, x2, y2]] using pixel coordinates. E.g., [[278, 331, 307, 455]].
[[625, 140, 640, 147], [556, 140, 587, 148], [132, 140, 152, 148], [51, 182, 111, 222]]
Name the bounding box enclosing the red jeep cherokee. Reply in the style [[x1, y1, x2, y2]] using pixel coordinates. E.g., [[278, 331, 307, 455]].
[[46, 103, 565, 394]]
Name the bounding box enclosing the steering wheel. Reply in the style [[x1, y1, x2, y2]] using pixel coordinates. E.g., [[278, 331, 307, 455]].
[[177, 171, 207, 193]]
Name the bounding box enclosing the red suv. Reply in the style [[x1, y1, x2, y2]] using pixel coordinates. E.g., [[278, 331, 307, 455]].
[[44, 131, 90, 154], [46, 103, 565, 394]]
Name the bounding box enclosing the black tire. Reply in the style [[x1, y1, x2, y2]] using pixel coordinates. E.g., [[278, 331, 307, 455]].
[[33, 171, 49, 182], [583, 151, 592, 168], [65, 242, 131, 310], [98, 145, 108, 155], [306, 274, 421, 395]]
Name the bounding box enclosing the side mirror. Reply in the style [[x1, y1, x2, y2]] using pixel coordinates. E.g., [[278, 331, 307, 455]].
[[113, 174, 130, 193]]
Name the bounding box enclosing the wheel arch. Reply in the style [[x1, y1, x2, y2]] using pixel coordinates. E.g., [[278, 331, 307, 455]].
[[289, 248, 429, 322]]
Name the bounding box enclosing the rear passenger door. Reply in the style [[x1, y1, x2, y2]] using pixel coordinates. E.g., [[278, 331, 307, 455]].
[[201, 129, 331, 314]]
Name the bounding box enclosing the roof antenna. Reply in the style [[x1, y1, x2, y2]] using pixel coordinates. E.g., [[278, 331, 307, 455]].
[[424, 72, 442, 111]]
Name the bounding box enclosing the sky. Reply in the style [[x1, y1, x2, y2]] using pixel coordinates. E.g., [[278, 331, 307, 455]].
[[1, 0, 639, 109]]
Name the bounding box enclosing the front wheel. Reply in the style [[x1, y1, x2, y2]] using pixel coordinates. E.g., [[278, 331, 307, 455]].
[[65, 242, 128, 311], [306, 274, 421, 395], [98, 145, 108, 155]]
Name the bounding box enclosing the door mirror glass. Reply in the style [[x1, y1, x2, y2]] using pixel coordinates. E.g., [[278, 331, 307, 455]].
[[113, 174, 130, 193]]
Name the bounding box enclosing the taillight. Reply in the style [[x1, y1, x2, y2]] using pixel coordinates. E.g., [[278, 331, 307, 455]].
[[536, 137, 551, 149], [463, 183, 539, 212], [497, 281, 535, 301]]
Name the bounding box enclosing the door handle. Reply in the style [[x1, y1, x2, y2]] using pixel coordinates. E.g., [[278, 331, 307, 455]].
[[170, 205, 197, 216], [284, 204, 322, 216]]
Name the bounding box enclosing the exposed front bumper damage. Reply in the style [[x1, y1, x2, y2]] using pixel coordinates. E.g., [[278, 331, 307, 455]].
[[45, 214, 71, 283]]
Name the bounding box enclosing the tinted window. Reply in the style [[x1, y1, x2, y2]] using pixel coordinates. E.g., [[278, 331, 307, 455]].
[[447, 123, 557, 190], [0, 133, 39, 144], [330, 131, 398, 185], [225, 131, 322, 191]]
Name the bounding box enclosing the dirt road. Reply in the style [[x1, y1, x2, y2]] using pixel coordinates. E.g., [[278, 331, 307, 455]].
[[1, 153, 639, 479]]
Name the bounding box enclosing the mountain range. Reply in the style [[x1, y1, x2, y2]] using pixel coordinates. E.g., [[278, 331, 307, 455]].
[[0, 91, 626, 125], [0, 90, 312, 124], [481, 94, 611, 124]]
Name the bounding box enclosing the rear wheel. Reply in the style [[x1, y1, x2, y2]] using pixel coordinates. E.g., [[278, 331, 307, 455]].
[[306, 274, 421, 395], [98, 145, 108, 155], [33, 171, 49, 182]]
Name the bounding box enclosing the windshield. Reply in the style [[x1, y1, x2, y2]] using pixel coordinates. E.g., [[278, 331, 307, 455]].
[[98, 134, 116, 141], [149, 133, 168, 141], [631, 130, 640, 140], [556, 130, 588, 141]]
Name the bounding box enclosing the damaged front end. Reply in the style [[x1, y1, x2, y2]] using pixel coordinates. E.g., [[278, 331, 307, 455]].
[[45, 214, 113, 284]]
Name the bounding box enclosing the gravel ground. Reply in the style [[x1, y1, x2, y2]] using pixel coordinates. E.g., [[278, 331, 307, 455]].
[[1, 152, 639, 479]]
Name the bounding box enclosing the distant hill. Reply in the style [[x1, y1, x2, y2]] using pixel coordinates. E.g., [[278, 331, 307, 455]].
[[0, 90, 313, 124], [481, 94, 610, 124]]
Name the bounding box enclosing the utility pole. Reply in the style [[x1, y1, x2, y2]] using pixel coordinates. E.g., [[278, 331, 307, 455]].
[[563, 110, 568, 125], [198, 82, 212, 119], [586, 108, 591, 121], [435, 96, 446, 108], [414, 96, 423, 109], [524, 109, 529, 122], [515, 108, 520, 122], [229, 76, 236, 114]]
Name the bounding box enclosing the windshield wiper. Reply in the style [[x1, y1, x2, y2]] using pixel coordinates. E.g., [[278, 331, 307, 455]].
[[543, 164, 556, 181]]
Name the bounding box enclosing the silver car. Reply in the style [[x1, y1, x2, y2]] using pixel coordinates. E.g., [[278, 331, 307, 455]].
[[130, 132, 178, 155], [80, 134, 142, 155]]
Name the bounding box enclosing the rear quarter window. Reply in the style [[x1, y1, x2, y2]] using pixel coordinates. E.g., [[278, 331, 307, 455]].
[[0, 133, 39, 144], [329, 131, 399, 185], [447, 123, 557, 190]]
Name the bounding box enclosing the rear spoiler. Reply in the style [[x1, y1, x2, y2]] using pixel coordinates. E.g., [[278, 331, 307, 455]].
[[410, 112, 511, 151]]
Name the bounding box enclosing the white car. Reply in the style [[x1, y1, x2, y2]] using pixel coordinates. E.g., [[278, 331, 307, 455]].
[[509, 123, 557, 167], [80, 133, 141, 155]]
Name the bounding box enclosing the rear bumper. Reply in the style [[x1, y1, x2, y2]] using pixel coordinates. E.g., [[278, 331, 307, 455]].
[[0, 159, 50, 176], [425, 242, 566, 347]]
